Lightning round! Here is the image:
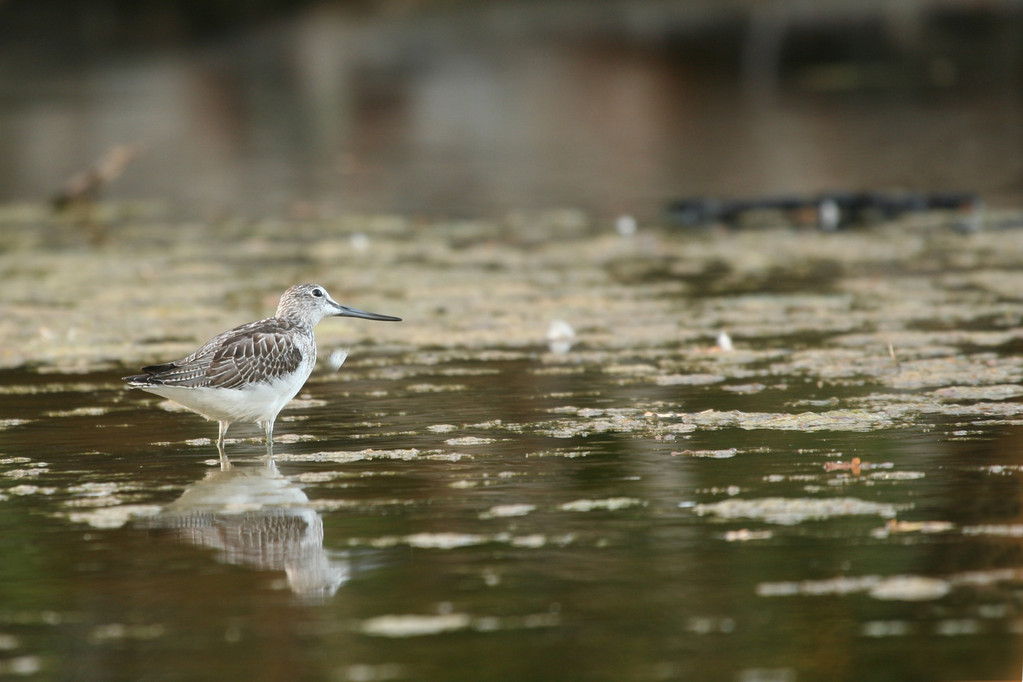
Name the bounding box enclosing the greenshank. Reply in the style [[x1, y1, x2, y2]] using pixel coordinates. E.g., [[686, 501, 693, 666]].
[[123, 283, 400, 458]]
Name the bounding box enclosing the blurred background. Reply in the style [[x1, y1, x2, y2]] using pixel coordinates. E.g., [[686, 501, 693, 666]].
[[1, 0, 1022, 221]]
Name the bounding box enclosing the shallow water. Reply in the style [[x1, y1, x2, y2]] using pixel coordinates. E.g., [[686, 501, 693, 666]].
[[4, 353, 1023, 680], [5, 209, 1023, 679]]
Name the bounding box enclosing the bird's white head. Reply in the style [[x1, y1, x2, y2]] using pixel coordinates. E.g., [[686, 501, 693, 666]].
[[276, 284, 402, 327]]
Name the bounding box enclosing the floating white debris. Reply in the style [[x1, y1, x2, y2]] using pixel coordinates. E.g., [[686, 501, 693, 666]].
[[870, 519, 954, 538], [359, 613, 472, 638], [291, 471, 346, 483], [671, 448, 737, 459], [861, 620, 913, 638], [760, 566, 1023, 600], [818, 197, 841, 231], [962, 524, 1023, 537], [656, 373, 725, 386], [340, 664, 406, 682], [427, 424, 459, 433], [276, 448, 421, 463], [407, 383, 467, 393], [444, 436, 496, 446], [89, 623, 166, 642], [66, 504, 162, 529], [480, 504, 536, 519], [559, 497, 642, 512], [934, 618, 981, 636], [693, 497, 901, 525], [615, 214, 637, 236], [869, 576, 950, 601], [736, 667, 796, 682], [686, 616, 736, 634], [45, 406, 109, 418], [361, 531, 571, 550], [547, 319, 576, 354], [404, 533, 488, 549], [722, 383, 765, 394], [723, 528, 773, 542], [0, 656, 42, 676], [328, 347, 350, 371], [4, 468, 45, 479], [349, 232, 371, 253], [934, 384, 1023, 401], [690, 409, 897, 432], [867, 470, 925, 481], [67, 482, 123, 497], [286, 397, 328, 409], [510, 534, 546, 548], [357, 611, 560, 639], [270, 433, 317, 444], [757, 575, 879, 597], [7, 485, 57, 496]]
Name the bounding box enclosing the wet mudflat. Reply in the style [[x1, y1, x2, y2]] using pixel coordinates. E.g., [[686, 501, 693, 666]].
[[3, 206, 1023, 680]]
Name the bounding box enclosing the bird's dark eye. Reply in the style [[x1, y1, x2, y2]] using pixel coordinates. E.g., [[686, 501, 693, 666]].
[[311, 288, 324, 298]]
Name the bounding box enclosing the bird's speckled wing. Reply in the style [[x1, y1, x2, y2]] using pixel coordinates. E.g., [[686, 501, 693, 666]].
[[132, 318, 305, 389]]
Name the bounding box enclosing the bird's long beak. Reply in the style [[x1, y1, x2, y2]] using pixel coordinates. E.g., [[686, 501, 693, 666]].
[[333, 302, 402, 322]]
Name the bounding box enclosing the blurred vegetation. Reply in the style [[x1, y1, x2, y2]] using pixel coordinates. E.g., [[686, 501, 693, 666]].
[[0, 0, 330, 52]]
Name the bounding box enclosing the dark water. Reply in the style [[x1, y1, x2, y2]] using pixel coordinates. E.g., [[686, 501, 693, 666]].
[[2, 352, 1023, 681]]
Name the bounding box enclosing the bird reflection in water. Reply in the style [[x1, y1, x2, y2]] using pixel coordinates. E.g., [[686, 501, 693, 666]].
[[145, 459, 348, 599]]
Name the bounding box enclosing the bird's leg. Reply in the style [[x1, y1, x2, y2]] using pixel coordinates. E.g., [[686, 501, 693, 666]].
[[217, 421, 231, 469], [261, 419, 275, 459]]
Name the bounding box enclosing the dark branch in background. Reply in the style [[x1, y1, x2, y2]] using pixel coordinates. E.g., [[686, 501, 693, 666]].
[[667, 191, 983, 232], [52, 144, 143, 210]]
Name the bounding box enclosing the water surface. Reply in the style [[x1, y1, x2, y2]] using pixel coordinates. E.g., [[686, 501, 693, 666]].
[[4, 207, 1023, 679]]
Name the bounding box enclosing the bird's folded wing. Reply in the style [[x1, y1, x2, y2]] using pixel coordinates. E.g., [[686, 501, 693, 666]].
[[205, 329, 304, 389], [135, 319, 304, 389]]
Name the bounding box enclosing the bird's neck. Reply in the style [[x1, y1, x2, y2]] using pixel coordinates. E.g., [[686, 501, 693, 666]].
[[276, 313, 317, 331]]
